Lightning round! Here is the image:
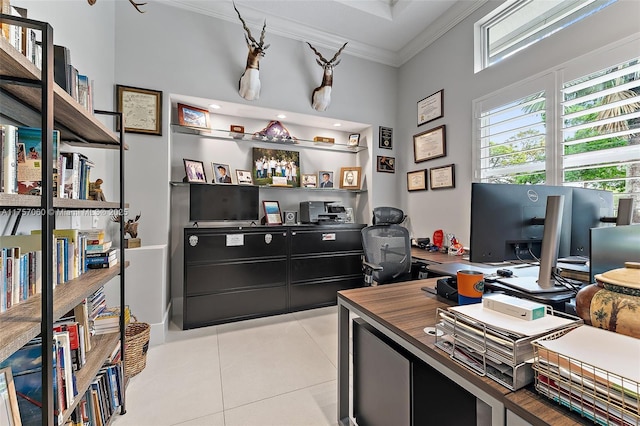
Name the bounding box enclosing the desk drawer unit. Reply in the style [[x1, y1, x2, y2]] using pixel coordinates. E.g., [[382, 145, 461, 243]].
[[289, 226, 364, 310]]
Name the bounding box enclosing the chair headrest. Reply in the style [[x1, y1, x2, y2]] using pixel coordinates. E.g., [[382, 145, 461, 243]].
[[372, 207, 405, 225]]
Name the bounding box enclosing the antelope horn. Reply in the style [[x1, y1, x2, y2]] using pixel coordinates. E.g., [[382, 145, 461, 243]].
[[329, 42, 348, 64], [259, 20, 267, 47], [233, 2, 258, 46], [306, 42, 327, 64], [129, 0, 146, 13]]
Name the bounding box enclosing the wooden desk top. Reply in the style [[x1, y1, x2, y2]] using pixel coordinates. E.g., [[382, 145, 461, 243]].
[[338, 279, 589, 426]]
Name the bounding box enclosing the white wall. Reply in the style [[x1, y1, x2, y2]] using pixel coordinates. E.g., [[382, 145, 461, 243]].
[[397, 0, 640, 246]]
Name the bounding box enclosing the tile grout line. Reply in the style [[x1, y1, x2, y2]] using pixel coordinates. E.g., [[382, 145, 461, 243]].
[[296, 311, 339, 370], [216, 326, 228, 426]]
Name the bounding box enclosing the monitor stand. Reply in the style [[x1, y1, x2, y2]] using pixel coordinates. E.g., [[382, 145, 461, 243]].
[[495, 276, 568, 294]]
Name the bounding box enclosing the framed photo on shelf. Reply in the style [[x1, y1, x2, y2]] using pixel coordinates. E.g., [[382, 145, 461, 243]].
[[430, 164, 455, 190], [183, 159, 207, 183], [302, 174, 317, 188], [379, 126, 393, 149], [377, 156, 395, 173], [348, 133, 360, 147], [413, 125, 446, 163], [236, 169, 254, 185], [252, 147, 301, 187], [263, 200, 282, 225], [212, 163, 232, 184], [318, 171, 334, 188], [0, 367, 21, 426], [177, 103, 210, 129], [417, 89, 443, 127], [407, 170, 428, 191], [339, 166, 362, 190], [116, 84, 162, 136]]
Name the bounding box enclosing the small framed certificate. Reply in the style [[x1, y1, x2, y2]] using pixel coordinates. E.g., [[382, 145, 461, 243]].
[[379, 126, 393, 149], [116, 84, 163, 136], [413, 125, 446, 163], [407, 170, 427, 191], [429, 164, 455, 190], [417, 89, 443, 127]]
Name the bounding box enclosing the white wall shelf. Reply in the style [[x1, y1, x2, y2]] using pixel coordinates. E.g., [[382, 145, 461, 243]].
[[169, 181, 367, 194]]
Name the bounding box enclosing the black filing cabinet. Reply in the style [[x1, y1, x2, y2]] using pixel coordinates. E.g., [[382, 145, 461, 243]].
[[183, 224, 364, 329]]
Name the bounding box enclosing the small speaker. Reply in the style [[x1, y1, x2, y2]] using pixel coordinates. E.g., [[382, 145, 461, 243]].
[[283, 211, 297, 225]]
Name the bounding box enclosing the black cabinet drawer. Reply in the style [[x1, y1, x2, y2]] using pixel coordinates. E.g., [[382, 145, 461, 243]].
[[184, 285, 288, 329], [185, 258, 287, 295], [290, 277, 362, 310], [185, 229, 287, 262], [290, 228, 363, 255], [291, 253, 362, 283]]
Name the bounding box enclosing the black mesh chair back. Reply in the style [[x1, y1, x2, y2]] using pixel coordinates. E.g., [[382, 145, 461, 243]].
[[372, 206, 405, 225], [361, 223, 412, 284]]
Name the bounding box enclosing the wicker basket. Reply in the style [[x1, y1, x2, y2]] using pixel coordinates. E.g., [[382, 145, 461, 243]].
[[124, 317, 150, 378]]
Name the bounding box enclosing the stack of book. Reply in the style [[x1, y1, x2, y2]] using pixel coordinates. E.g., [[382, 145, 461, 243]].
[[93, 305, 130, 335], [83, 231, 116, 269]]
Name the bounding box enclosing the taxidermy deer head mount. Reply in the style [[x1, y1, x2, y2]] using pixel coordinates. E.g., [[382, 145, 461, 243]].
[[112, 212, 142, 239], [306, 41, 348, 112], [87, 0, 146, 13], [234, 2, 269, 101]]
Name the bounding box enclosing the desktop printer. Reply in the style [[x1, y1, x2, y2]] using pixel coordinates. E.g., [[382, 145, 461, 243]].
[[300, 201, 348, 223]]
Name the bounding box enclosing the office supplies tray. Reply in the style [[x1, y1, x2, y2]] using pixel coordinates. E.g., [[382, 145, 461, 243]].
[[532, 326, 640, 426], [435, 306, 582, 391]]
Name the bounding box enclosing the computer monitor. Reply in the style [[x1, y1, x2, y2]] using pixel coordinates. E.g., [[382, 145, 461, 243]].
[[569, 187, 614, 257], [469, 183, 573, 263], [189, 184, 259, 222], [590, 224, 640, 283]]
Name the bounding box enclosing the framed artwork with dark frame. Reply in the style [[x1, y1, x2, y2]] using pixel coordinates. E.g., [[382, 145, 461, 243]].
[[429, 163, 455, 190], [407, 169, 427, 191], [212, 162, 232, 184], [0, 367, 21, 426], [263, 200, 282, 225], [183, 159, 207, 183], [413, 125, 446, 163], [116, 84, 163, 135], [379, 126, 393, 149], [417, 89, 443, 127], [339, 166, 362, 190], [177, 103, 211, 129], [377, 156, 395, 173]]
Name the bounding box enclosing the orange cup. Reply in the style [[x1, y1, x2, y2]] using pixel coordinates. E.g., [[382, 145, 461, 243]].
[[457, 270, 484, 305]]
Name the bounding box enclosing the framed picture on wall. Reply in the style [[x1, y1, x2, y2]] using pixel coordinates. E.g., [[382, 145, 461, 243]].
[[339, 167, 362, 190], [377, 156, 395, 173], [417, 89, 443, 127], [116, 84, 163, 135], [407, 170, 427, 191], [379, 126, 393, 149], [413, 125, 446, 163], [177, 103, 210, 129], [183, 159, 207, 183], [429, 163, 455, 190]]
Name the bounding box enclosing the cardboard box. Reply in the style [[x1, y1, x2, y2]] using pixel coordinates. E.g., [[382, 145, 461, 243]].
[[482, 294, 546, 321]]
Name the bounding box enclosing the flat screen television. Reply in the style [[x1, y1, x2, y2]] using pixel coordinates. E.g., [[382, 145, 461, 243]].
[[469, 183, 573, 263], [189, 184, 259, 222]]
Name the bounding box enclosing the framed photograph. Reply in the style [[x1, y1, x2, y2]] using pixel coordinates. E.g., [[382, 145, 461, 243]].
[[116, 84, 162, 135], [318, 170, 334, 188], [339, 167, 362, 190], [212, 163, 232, 184], [183, 159, 207, 183], [302, 174, 317, 188], [417, 89, 444, 127], [348, 133, 360, 147], [413, 125, 446, 163], [379, 126, 393, 149], [377, 156, 395, 173], [252, 147, 301, 188], [0, 367, 21, 426], [430, 164, 455, 190], [177, 103, 210, 129], [236, 169, 253, 185], [263, 200, 282, 225], [407, 170, 428, 191]]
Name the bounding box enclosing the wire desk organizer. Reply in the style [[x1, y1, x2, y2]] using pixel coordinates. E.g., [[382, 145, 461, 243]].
[[434, 306, 582, 391], [532, 327, 640, 426]]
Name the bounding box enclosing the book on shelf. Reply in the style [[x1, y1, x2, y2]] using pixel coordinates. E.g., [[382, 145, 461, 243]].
[[16, 126, 60, 196], [81, 229, 105, 246], [86, 240, 112, 253], [1, 123, 18, 194], [93, 305, 130, 334], [0, 234, 42, 312]]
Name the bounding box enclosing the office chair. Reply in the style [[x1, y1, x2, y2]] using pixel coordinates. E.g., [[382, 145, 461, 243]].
[[361, 207, 414, 286]]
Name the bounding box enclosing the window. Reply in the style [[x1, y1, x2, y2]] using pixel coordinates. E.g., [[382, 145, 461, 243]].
[[476, 0, 617, 72], [473, 56, 640, 220]]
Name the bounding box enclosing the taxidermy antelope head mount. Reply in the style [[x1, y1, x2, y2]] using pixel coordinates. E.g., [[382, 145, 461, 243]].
[[87, 0, 146, 13], [234, 2, 269, 101], [306, 41, 348, 112]]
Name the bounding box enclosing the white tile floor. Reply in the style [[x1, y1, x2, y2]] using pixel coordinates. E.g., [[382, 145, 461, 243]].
[[112, 306, 341, 426]]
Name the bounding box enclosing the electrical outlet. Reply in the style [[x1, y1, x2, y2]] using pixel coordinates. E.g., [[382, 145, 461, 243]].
[[71, 215, 81, 229], [92, 214, 99, 228]]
